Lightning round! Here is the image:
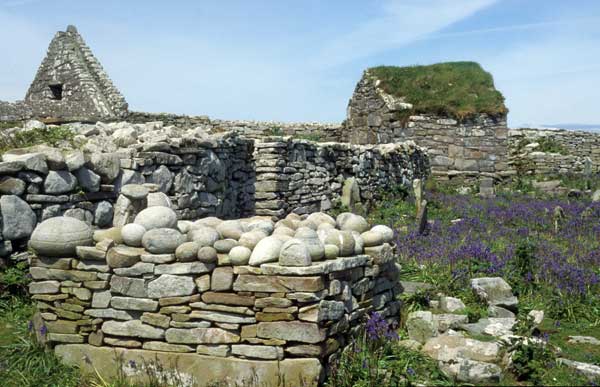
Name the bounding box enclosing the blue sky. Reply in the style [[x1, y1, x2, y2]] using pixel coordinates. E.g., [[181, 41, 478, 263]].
[[0, 0, 599, 128]]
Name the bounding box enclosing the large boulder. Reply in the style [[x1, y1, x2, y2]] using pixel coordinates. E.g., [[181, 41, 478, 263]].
[[0, 195, 36, 240], [134, 206, 178, 231], [29, 217, 93, 257], [471, 277, 518, 311]]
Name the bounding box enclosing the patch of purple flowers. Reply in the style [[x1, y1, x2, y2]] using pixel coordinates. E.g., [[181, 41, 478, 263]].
[[397, 192, 600, 298], [365, 312, 398, 341]]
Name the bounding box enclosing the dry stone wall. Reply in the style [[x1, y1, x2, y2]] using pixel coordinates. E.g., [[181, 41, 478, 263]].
[[27, 206, 401, 386], [509, 128, 600, 176], [253, 138, 429, 217]]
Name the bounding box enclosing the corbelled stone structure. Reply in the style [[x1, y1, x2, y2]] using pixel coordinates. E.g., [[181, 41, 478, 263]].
[[0, 25, 127, 122]]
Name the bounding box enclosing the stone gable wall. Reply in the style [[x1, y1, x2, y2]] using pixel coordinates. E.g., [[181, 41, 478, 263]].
[[345, 72, 510, 179]]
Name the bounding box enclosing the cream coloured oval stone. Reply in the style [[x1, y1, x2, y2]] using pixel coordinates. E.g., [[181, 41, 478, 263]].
[[30, 217, 93, 257]]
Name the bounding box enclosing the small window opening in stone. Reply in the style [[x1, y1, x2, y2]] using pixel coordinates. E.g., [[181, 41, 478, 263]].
[[49, 84, 63, 100]]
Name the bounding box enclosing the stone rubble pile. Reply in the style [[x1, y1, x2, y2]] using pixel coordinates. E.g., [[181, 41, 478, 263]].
[[27, 199, 401, 383]]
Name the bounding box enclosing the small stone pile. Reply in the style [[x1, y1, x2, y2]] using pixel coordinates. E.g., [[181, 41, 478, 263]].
[[27, 206, 401, 385]]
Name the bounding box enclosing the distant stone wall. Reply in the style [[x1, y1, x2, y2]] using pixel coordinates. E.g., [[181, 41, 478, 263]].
[[27, 206, 400, 385], [345, 71, 510, 179], [508, 128, 600, 176], [0, 100, 33, 122], [127, 111, 343, 141], [253, 138, 429, 217]]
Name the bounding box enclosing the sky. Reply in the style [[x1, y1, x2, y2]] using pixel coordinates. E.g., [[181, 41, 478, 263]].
[[0, 0, 599, 128]]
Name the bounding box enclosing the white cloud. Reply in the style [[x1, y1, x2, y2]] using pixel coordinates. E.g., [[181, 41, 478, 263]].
[[314, 0, 497, 67]]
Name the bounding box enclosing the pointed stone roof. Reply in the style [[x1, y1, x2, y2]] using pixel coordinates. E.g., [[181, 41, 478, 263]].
[[25, 25, 128, 122]]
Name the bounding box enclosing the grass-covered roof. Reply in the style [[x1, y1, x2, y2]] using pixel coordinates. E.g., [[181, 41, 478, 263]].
[[368, 62, 507, 120]]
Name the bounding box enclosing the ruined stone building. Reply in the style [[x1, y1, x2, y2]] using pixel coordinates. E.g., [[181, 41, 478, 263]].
[[0, 25, 128, 122]]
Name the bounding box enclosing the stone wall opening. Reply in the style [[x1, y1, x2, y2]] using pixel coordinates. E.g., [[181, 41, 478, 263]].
[[49, 84, 63, 100]]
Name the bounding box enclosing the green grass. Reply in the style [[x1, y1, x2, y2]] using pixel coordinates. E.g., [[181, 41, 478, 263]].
[[0, 125, 76, 153], [368, 62, 507, 120]]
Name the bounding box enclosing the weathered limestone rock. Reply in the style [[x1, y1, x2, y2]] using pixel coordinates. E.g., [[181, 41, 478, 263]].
[[471, 277, 518, 310], [110, 276, 147, 298], [102, 320, 165, 339], [279, 238, 312, 267], [439, 359, 502, 384], [29, 280, 60, 294], [55, 344, 322, 386], [106, 246, 144, 268], [257, 321, 325, 344], [231, 345, 283, 360], [111, 297, 159, 312], [165, 328, 240, 344], [406, 311, 437, 344], [147, 274, 196, 298], [74, 168, 100, 192], [1, 195, 36, 240], [29, 217, 93, 256], [439, 296, 466, 313], [211, 267, 234, 291]]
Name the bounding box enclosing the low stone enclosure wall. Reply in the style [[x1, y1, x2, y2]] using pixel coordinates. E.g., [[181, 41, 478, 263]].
[[0, 120, 428, 261], [509, 128, 600, 176], [27, 205, 400, 386]]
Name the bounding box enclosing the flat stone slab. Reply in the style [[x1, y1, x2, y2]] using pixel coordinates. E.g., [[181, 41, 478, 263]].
[[55, 344, 322, 386], [258, 255, 370, 276]]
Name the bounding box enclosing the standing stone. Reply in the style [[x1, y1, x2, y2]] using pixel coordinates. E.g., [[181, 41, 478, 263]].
[[417, 199, 428, 235], [413, 178, 423, 216], [0, 195, 36, 240], [341, 177, 361, 209]]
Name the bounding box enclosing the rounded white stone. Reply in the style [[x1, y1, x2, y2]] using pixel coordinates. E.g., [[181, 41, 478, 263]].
[[29, 217, 93, 257], [216, 220, 244, 240], [336, 212, 369, 233], [371, 225, 394, 243], [229, 246, 252, 265], [142, 228, 186, 254], [197, 246, 218, 263], [187, 226, 220, 247], [238, 231, 267, 250], [134, 206, 177, 231], [249, 236, 284, 266], [361, 230, 384, 247], [306, 212, 336, 227], [121, 223, 146, 247]]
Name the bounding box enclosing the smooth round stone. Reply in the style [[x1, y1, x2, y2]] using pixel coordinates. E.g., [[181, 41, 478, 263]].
[[352, 231, 364, 254], [177, 221, 193, 234], [294, 227, 318, 239], [285, 213, 302, 222], [273, 226, 295, 237], [147, 191, 172, 208], [361, 230, 384, 247], [121, 184, 149, 200], [29, 217, 93, 257], [272, 234, 293, 243], [175, 241, 200, 262], [324, 244, 339, 260], [336, 212, 369, 233], [214, 238, 238, 253], [238, 231, 267, 250], [297, 220, 317, 230], [187, 226, 220, 247], [295, 228, 324, 260], [275, 219, 296, 230], [134, 206, 177, 231], [197, 246, 218, 263], [324, 229, 355, 256], [142, 228, 186, 254], [317, 222, 335, 231], [306, 212, 336, 227], [279, 238, 312, 267], [121, 223, 146, 247], [249, 236, 284, 266], [229, 246, 252, 265], [246, 220, 274, 235], [371, 225, 394, 243], [93, 226, 124, 244], [193, 217, 222, 229], [216, 220, 244, 240]]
